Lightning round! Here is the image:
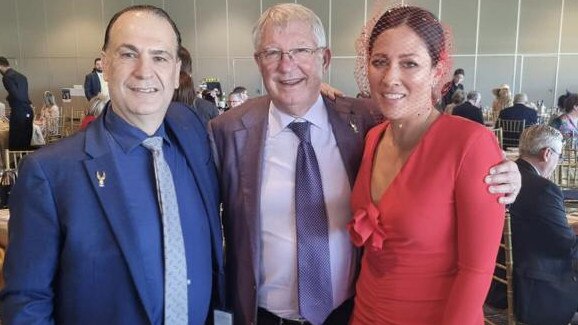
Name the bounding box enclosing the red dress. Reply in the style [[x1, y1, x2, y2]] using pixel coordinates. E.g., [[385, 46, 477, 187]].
[[349, 114, 505, 325]]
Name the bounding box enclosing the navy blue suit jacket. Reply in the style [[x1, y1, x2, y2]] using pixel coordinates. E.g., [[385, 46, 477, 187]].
[[452, 101, 484, 125], [496, 103, 538, 127], [2, 68, 31, 109], [0, 102, 224, 324], [84, 70, 101, 100], [511, 159, 578, 324]]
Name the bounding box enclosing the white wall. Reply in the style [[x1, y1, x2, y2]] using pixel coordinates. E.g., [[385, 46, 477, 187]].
[[0, 0, 576, 108]]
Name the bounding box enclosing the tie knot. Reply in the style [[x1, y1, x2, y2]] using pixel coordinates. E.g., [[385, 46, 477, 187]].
[[288, 121, 311, 143], [142, 136, 164, 153]]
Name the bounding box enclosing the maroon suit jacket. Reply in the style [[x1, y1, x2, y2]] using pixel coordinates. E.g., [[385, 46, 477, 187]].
[[208, 95, 379, 325]]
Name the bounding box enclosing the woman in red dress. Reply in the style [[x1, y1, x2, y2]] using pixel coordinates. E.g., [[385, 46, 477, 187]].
[[348, 6, 505, 324]]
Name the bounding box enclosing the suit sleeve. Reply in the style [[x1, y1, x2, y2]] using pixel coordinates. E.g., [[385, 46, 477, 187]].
[[84, 74, 93, 100], [475, 109, 484, 125], [0, 155, 59, 325], [531, 183, 577, 255], [442, 129, 505, 324]]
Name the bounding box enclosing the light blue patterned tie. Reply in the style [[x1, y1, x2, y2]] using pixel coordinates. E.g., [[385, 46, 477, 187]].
[[288, 121, 333, 325], [142, 136, 188, 325]]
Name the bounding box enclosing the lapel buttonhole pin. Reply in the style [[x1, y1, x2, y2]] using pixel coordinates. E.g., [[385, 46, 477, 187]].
[[96, 171, 106, 188]]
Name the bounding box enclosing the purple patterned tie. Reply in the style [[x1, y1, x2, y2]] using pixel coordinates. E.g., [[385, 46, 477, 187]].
[[288, 121, 333, 325]]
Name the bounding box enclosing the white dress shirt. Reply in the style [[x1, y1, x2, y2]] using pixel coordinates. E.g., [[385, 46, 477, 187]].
[[258, 95, 357, 319]]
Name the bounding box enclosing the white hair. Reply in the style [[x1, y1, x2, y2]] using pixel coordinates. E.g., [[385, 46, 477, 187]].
[[519, 125, 563, 158], [252, 3, 326, 50]]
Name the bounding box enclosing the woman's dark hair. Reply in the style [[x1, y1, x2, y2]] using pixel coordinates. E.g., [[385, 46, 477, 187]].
[[178, 46, 192, 75], [563, 94, 578, 114], [453, 68, 464, 76], [558, 91, 572, 109], [368, 6, 445, 67], [173, 71, 196, 107]]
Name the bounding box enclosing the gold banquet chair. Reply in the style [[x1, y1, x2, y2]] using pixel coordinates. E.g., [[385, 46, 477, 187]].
[[491, 128, 503, 149], [554, 141, 578, 189], [4, 149, 34, 171], [46, 115, 68, 144], [484, 211, 516, 325], [496, 119, 526, 149]]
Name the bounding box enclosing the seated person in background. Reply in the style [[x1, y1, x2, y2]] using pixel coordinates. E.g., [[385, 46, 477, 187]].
[[443, 89, 465, 115], [452, 91, 484, 125], [556, 93, 578, 145], [231, 86, 249, 102], [488, 125, 578, 325], [496, 93, 538, 127], [492, 84, 513, 119], [79, 94, 107, 130], [226, 92, 244, 110], [34, 91, 60, 138]]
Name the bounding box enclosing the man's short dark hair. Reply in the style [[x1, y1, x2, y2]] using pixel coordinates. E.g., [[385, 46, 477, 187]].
[[102, 5, 182, 52], [0, 57, 9, 67], [94, 58, 101, 64], [454, 68, 464, 76]]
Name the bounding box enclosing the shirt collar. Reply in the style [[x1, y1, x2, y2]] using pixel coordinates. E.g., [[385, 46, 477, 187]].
[[104, 105, 171, 153], [268, 95, 328, 137]]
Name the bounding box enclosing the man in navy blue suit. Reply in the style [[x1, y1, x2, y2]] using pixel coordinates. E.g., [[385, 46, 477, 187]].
[[0, 5, 223, 325], [496, 93, 538, 128], [487, 125, 578, 325], [84, 57, 107, 100], [0, 57, 34, 149], [452, 90, 484, 125]]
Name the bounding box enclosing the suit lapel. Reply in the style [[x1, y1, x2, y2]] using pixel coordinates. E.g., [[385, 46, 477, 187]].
[[82, 111, 155, 324], [165, 104, 224, 266], [236, 99, 269, 285], [324, 97, 363, 188]]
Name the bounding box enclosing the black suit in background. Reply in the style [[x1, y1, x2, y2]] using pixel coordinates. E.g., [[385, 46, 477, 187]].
[[1, 68, 33, 150], [83, 70, 101, 100], [487, 159, 578, 325], [452, 101, 484, 125]]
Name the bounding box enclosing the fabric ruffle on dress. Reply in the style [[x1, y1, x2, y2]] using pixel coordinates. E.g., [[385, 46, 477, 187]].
[[348, 203, 386, 250]]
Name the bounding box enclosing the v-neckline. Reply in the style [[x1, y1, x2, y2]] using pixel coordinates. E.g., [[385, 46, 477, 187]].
[[368, 114, 444, 207]]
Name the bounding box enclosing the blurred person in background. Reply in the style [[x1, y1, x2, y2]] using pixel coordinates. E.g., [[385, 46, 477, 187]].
[[554, 93, 578, 145], [491, 83, 513, 119], [452, 91, 484, 125], [443, 88, 465, 115], [35, 91, 60, 137], [84, 57, 108, 101], [440, 68, 464, 109], [496, 93, 538, 127], [172, 46, 219, 126], [80, 93, 108, 130], [0, 56, 34, 150]]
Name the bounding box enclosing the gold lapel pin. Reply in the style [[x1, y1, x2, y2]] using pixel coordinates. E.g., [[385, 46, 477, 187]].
[[96, 171, 106, 188]]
